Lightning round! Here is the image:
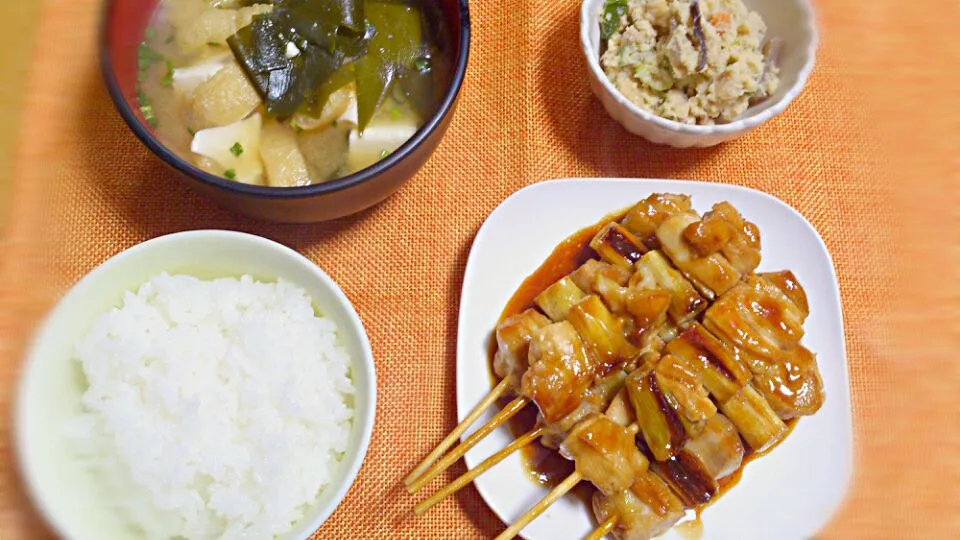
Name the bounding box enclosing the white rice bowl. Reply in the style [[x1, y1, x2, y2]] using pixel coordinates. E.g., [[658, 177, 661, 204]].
[[67, 273, 355, 540]]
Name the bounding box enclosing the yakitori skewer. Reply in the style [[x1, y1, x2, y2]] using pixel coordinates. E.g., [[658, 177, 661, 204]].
[[404, 309, 550, 490], [408, 315, 606, 494], [495, 415, 645, 540], [415, 369, 629, 514], [404, 376, 513, 486], [585, 516, 618, 540], [408, 223, 664, 494], [489, 306, 801, 539], [410, 196, 742, 502], [407, 393, 530, 493], [406, 194, 698, 490], [409, 194, 826, 540]]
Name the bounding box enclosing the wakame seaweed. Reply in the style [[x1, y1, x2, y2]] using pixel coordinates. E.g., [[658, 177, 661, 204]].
[[227, 0, 431, 130]]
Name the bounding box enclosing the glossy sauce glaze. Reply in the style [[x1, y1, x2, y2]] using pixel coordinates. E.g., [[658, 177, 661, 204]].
[[488, 209, 797, 517]]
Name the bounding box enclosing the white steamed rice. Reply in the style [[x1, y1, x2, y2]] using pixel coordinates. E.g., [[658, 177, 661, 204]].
[[68, 273, 354, 540]]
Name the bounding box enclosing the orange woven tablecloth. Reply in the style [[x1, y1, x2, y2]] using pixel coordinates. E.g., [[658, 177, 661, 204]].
[[1, 0, 957, 538]]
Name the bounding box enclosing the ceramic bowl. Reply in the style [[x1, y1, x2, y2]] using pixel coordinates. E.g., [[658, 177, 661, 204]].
[[580, 0, 818, 147], [15, 230, 377, 540], [101, 0, 470, 222]]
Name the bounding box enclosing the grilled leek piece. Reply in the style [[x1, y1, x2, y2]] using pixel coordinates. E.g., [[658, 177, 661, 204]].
[[591, 222, 647, 269], [534, 276, 586, 322], [719, 384, 788, 452], [630, 250, 708, 325], [567, 295, 635, 374], [664, 323, 752, 404], [626, 366, 687, 461], [654, 354, 717, 424]]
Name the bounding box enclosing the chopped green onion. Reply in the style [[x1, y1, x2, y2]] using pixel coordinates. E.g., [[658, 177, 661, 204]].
[[414, 57, 430, 72], [379, 149, 390, 158], [145, 27, 157, 41], [230, 142, 244, 156], [207, 42, 223, 47], [187, 126, 196, 136], [140, 104, 156, 127], [389, 106, 401, 119], [224, 169, 237, 179], [166, 32, 175, 44], [161, 60, 174, 87]]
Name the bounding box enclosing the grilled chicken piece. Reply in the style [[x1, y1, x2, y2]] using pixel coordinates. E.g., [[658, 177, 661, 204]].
[[591, 223, 648, 269], [493, 309, 551, 382], [540, 371, 627, 449], [570, 259, 633, 314], [760, 270, 809, 317], [705, 275, 807, 357], [622, 289, 672, 352], [654, 354, 717, 424], [561, 415, 649, 496], [682, 413, 744, 480], [630, 250, 708, 326], [521, 321, 597, 424], [571, 259, 633, 293], [704, 274, 825, 419], [592, 470, 685, 540], [656, 211, 742, 299], [682, 202, 761, 275], [750, 346, 824, 419], [620, 193, 693, 250]]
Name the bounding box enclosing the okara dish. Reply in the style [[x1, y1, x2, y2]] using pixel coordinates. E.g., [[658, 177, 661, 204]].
[[68, 273, 354, 539], [599, 0, 780, 125], [406, 193, 825, 539], [137, 0, 452, 187]]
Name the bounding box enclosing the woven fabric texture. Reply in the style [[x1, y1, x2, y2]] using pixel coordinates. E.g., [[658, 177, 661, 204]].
[[1, 0, 957, 538]]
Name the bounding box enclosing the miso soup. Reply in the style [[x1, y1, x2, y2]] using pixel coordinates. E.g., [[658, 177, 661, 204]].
[[137, 0, 452, 187]]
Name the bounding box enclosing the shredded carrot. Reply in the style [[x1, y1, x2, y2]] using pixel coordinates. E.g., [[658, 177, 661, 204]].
[[710, 12, 732, 27]]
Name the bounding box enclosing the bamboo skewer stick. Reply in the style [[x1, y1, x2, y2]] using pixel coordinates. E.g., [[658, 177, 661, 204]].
[[494, 470, 584, 540], [491, 424, 640, 539], [586, 515, 618, 540], [404, 377, 513, 487], [415, 426, 545, 515], [408, 395, 530, 494]]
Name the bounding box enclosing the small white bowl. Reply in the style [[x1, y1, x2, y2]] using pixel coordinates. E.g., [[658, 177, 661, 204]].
[[580, 0, 819, 147], [15, 230, 376, 540]]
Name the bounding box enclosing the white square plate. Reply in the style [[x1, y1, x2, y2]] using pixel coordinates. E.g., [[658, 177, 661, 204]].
[[456, 178, 852, 539]]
